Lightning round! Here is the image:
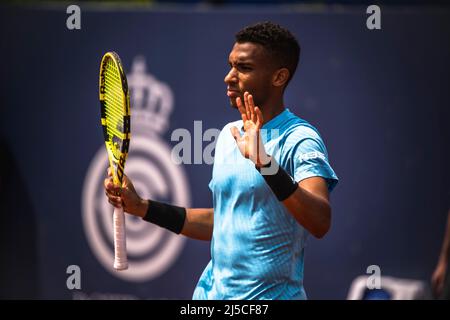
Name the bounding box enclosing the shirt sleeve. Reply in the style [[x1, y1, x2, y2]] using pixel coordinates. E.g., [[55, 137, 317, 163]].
[[292, 137, 339, 192]]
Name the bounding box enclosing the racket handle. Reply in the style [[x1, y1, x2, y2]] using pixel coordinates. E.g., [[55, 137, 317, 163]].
[[113, 206, 128, 270]]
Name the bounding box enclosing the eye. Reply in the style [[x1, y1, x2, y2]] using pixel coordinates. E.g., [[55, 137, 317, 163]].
[[239, 65, 252, 72]]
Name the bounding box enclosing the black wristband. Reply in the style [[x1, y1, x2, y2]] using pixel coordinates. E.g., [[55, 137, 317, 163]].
[[256, 158, 298, 201], [143, 200, 187, 234]]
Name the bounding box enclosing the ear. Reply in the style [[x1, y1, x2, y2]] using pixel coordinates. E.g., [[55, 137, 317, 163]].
[[272, 68, 290, 87]]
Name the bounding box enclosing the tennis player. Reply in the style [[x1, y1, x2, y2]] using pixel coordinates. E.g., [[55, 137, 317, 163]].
[[105, 21, 338, 299]]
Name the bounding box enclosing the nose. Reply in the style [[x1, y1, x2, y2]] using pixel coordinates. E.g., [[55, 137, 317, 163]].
[[224, 67, 237, 84]]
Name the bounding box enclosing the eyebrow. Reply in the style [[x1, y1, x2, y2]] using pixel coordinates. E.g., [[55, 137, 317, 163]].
[[228, 59, 254, 65]]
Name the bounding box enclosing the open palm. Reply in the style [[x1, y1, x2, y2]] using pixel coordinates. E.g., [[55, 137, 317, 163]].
[[230, 92, 270, 167]]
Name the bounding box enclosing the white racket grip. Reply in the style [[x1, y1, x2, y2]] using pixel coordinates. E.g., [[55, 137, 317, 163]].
[[113, 206, 128, 270]]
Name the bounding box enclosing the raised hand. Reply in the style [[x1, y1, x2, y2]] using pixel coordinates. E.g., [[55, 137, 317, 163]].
[[230, 92, 271, 167]]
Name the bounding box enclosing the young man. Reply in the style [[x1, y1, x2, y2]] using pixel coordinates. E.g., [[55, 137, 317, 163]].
[[105, 21, 338, 299]]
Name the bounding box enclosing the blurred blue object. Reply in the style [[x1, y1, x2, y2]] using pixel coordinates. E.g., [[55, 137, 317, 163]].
[[348, 276, 429, 300], [362, 288, 392, 300]]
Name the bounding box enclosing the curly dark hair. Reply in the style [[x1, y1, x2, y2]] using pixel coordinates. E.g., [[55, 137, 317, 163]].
[[235, 21, 300, 85]]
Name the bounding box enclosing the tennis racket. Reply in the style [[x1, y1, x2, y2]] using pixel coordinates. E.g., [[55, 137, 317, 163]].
[[99, 51, 131, 270]]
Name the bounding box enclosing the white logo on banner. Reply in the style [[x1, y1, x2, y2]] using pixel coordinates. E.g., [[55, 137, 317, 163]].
[[82, 56, 191, 282]]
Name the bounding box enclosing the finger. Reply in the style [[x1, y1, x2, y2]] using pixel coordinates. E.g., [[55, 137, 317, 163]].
[[230, 126, 242, 141], [107, 167, 113, 177], [105, 189, 121, 202], [113, 185, 122, 196], [105, 190, 114, 198], [121, 176, 128, 188], [106, 181, 122, 195], [108, 198, 122, 208], [105, 187, 121, 199], [104, 178, 115, 192], [105, 188, 116, 199], [244, 92, 251, 120], [236, 97, 247, 122], [255, 106, 263, 128], [248, 94, 256, 122]]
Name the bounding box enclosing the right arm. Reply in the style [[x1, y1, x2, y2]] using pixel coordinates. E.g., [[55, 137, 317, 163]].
[[104, 170, 214, 241]]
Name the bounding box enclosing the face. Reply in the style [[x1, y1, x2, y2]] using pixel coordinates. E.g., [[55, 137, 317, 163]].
[[224, 42, 275, 109]]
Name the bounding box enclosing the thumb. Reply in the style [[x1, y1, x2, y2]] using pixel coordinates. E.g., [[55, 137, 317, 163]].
[[121, 174, 130, 187], [230, 126, 242, 141], [121, 177, 132, 193]]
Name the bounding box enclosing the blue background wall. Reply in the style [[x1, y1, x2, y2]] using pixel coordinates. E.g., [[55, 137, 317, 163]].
[[0, 4, 449, 299]]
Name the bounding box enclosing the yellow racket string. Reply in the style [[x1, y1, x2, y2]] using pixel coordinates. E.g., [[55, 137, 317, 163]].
[[103, 58, 125, 160]]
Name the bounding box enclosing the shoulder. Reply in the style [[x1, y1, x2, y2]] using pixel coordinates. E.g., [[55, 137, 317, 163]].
[[281, 110, 326, 150]]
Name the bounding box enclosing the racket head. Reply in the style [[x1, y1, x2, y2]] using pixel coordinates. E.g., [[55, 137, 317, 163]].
[[99, 52, 131, 186]]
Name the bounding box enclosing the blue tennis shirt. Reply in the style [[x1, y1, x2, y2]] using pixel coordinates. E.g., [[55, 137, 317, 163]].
[[193, 108, 338, 300]]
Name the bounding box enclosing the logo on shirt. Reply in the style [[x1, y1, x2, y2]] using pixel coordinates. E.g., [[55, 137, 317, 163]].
[[298, 151, 326, 162], [81, 56, 191, 282]]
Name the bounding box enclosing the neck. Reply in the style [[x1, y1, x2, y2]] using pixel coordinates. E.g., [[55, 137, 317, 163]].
[[260, 97, 285, 125]]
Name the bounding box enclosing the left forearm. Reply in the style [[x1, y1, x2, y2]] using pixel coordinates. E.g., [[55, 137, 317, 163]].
[[256, 156, 332, 238], [283, 186, 331, 238]]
